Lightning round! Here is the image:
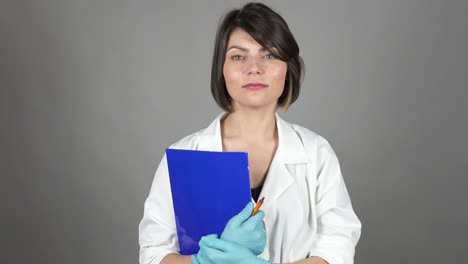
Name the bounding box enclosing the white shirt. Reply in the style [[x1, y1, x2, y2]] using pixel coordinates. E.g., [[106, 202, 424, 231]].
[[139, 113, 362, 264]]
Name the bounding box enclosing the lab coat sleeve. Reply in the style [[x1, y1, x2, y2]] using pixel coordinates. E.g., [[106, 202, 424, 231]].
[[308, 137, 362, 264], [139, 154, 180, 264]]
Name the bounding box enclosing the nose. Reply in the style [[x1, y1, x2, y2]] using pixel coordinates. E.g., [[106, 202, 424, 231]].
[[245, 57, 265, 75]]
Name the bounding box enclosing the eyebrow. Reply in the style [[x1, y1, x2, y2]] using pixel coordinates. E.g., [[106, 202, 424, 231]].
[[226, 45, 269, 52]]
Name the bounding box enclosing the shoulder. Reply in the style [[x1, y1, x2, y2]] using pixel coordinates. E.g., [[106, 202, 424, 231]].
[[167, 129, 204, 150], [282, 118, 339, 161], [167, 114, 222, 150], [282, 118, 330, 148]]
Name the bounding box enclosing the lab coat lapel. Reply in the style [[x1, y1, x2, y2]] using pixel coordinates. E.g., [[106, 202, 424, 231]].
[[259, 113, 309, 205], [196, 113, 226, 152], [196, 112, 310, 205]]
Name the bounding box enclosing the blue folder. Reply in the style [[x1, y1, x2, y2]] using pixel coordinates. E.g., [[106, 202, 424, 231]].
[[165, 148, 251, 255]]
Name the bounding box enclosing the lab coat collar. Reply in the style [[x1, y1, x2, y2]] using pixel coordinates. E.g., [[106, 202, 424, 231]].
[[196, 112, 226, 153], [197, 112, 310, 202], [197, 112, 309, 164]]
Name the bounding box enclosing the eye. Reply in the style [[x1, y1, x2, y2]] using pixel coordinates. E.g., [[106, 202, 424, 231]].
[[265, 53, 274, 59], [231, 55, 243, 61]]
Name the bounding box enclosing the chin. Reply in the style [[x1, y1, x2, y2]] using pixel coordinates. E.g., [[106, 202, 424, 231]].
[[236, 101, 277, 111]]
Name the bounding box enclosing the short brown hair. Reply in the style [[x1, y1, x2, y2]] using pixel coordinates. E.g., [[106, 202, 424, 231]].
[[211, 2, 304, 112]]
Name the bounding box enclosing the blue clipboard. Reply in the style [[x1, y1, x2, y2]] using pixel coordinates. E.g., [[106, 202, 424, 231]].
[[165, 148, 251, 255]]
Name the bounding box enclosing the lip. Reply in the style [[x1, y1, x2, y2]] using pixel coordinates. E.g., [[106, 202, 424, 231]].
[[242, 83, 268, 90]]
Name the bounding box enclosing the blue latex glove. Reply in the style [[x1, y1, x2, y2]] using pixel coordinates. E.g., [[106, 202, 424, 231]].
[[191, 234, 217, 264], [191, 255, 200, 264], [220, 201, 267, 255], [193, 235, 272, 264]]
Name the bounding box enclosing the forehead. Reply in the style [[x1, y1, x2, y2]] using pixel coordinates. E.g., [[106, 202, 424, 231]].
[[227, 28, 261, 47]]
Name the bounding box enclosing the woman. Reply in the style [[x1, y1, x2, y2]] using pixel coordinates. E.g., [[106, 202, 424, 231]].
[[139, 2, 361, 264]]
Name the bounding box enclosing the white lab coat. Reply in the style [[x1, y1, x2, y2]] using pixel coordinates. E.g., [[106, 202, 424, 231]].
[[139, 112, 362, 264]]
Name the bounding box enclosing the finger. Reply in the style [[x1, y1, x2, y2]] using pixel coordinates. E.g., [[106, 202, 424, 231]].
[[199, 233, 218, 247], [199, 240, 224, 258], [230, 202, 254, 224], [242, 210, 265, 228], [196, 247, 212, 264], [198, 234, 218, 256], [201, 236, 239, 252], [199, 238, 227, 264], [198, 239, 223, 264], [191, 255, 200, 264], [248, 210, 265, 223]]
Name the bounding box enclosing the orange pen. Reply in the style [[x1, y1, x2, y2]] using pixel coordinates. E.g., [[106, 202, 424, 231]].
[[250, 197, 265, 216]]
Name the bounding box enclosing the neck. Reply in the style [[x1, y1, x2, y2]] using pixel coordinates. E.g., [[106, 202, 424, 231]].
[[221, 107, 277, 142]]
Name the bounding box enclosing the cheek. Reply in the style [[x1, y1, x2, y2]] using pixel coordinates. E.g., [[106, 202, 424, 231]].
[[223, 64, 241, 84], [275, 64, 288, 79], [271, 64, 288, 97], [270, 64, 288, 87], [222, 65, 231, 82]]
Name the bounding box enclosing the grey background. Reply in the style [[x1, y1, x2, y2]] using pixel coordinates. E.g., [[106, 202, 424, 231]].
[[2, 0, 467, 263]]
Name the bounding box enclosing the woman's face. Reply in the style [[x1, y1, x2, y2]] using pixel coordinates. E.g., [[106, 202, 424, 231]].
[[223, 28, 288, 112]]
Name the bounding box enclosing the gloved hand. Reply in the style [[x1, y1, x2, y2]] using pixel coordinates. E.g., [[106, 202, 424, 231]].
[[191, 234, 217, 264], [220, 201, 267, 255], [192, 235, 272, 264]]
